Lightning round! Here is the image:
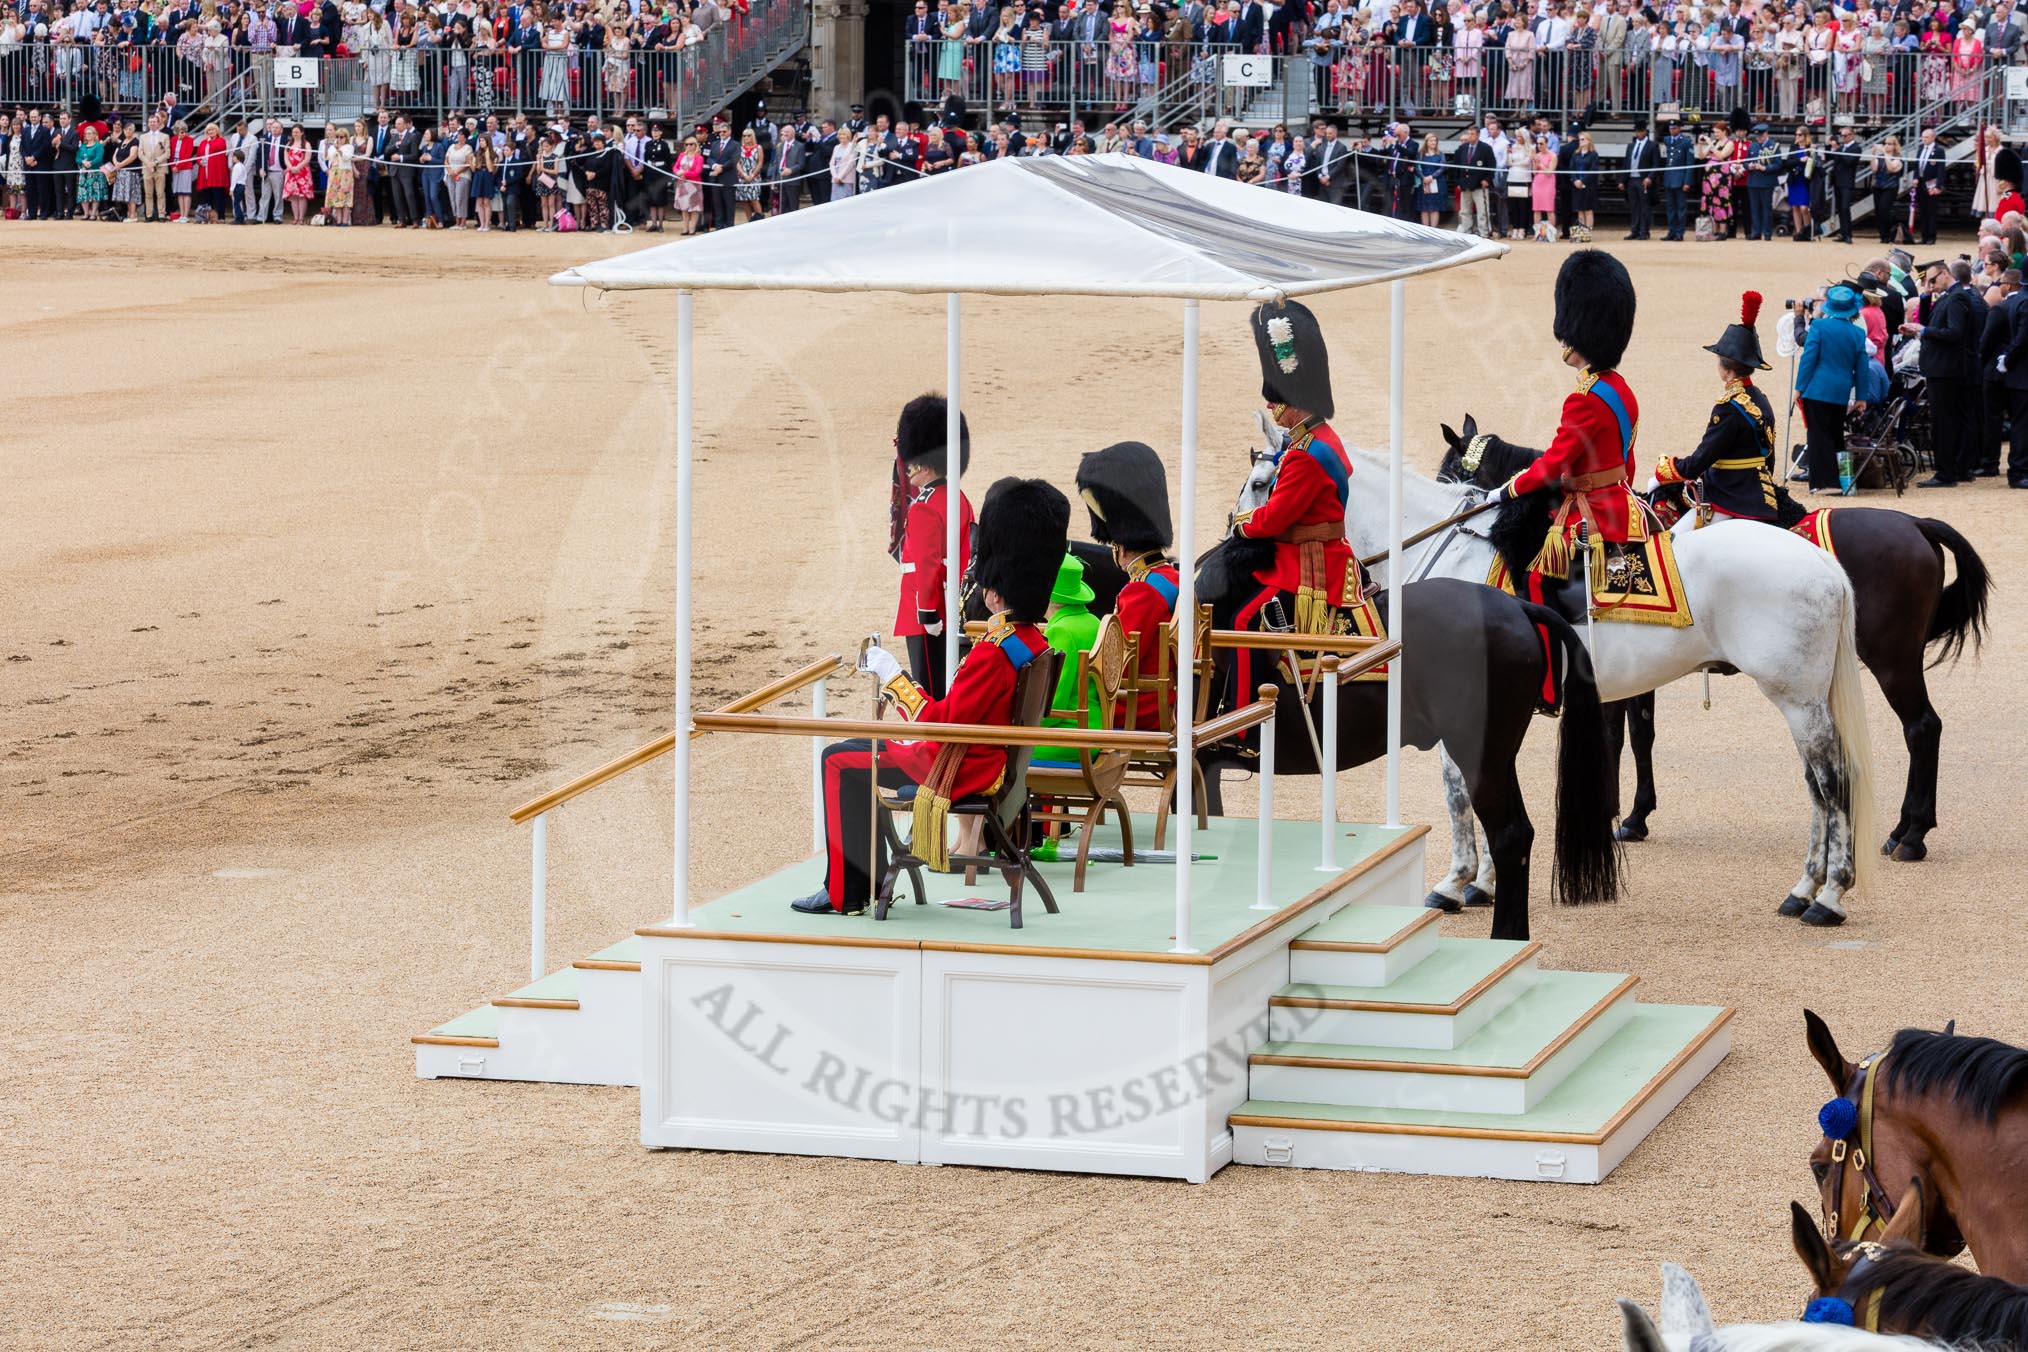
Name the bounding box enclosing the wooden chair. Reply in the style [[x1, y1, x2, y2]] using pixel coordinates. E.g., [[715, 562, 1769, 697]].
[[1027, 616, 1134, 893], [874, 648, 1064, 930], [1116, 604, 1214, 851]]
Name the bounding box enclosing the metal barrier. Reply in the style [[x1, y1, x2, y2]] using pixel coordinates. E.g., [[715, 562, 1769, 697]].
[[890, 38, 2024, 136], [900, 35, 1237, 129], [0, 3, 806, 130]]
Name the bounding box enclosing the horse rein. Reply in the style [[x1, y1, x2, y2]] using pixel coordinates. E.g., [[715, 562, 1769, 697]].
[[1827, 1052, 1899, 1245]]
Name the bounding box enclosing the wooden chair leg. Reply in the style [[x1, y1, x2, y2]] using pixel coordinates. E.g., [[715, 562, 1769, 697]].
[[1010, 805, 1058, 917], [1153, 766, 1175, 851], [1071, 802, 1102, 893], [1114, 793, 1135, 866], [1192, 759, 1209, 830]]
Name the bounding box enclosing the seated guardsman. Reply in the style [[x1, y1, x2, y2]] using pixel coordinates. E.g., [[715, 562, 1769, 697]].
[[793, 478, 1068, 916], [1484, 250, 1642, 604], [1650, 290, 1780, 524], [891, 394, 973, 699], [1075, 440, 1179, 731]]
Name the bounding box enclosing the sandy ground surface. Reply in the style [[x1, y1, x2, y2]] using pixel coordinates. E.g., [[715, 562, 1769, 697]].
[[4, 219, 2024, 1351]]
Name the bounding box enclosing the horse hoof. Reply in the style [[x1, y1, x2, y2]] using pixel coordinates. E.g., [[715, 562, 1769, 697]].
[[1777, 894, 1811, 918], [1800, 903, 1847, 927], [1881, 834, 1902, 857], [1461, 885, 1495, 909], [1616, 820, 1649, 843], [1892, 840, 1928, 863], [1423, 890, 1462, 913]]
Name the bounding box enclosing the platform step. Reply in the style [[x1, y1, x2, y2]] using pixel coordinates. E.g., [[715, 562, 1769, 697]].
[[573, 936, 642, 972], [1249, 971, 1638, 1115], [1231, 1003, 1734, 1183], [1270, 939, 1539, 1050], [1288, 904, 1441, 987], [493, 966, 581, 1010], [412, 1003, 499, 1047]]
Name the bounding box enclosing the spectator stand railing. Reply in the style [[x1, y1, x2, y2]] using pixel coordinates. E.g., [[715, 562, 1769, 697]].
[[3, 6, 808, 133], [901, 36, 1237, 131]]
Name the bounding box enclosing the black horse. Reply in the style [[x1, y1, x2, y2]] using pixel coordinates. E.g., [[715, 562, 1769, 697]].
[[977, 538, 1623, 941], [1439, 415, 1991, 863]]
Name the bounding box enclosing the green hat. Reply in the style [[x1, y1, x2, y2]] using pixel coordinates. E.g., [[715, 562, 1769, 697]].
[[1051, 553, 1095, 607]]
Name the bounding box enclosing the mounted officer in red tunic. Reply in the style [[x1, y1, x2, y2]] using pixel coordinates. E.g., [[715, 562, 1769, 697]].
[[890, 394, 974, 699], [1076, 440, 1178, 731], [1217, 300, 1386, 715], [1484, 250, 1642, 602], [1651, 290, 1781, 524], [796, 478, 1066, 915]]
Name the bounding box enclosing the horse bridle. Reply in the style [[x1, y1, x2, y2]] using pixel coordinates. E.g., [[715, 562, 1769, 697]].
[[1825, 1052, 1899, 1244], [1803, 1240, 1893, 1333]]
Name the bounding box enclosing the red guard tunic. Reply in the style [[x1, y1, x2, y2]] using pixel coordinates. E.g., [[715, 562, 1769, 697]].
[[1505, 369, 1644, 548], [881, 618, 1045, 799], [894, 480, 974, 638], [1233, 418, 1356, 606], [1112, 552, 1180, 731]]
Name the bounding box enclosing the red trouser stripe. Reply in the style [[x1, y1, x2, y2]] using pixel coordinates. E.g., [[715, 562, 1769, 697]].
[[822, 748, 875, 912]]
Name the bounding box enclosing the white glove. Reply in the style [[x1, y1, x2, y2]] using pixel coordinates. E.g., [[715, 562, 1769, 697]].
[[1643, 476, 1661, 495], [1484, 484, 1506, 505], [859, 645, 902, 684]]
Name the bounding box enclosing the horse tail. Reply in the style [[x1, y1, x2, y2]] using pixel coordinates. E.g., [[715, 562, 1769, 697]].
[[1519, 601, 1622, 908], [1828, 581, 1879, 898], [1915, 517, 1991, 669]]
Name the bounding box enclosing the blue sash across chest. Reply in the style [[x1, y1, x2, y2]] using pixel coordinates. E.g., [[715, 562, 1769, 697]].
[[1588, 380, 1636, 466]]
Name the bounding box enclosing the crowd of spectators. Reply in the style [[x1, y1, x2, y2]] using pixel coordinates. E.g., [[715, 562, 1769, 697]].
[[906, 0, 2028, 127]]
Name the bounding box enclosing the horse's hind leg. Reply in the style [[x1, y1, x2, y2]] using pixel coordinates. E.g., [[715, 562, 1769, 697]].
[[1772, 695, 1841, 923], [1467, 761, 1534, 943], [1874, 655, 1941, 862], [1426, 750, 1479, 913], [1467, 817, 1498, 909], [1617, 692, 1659, 843]]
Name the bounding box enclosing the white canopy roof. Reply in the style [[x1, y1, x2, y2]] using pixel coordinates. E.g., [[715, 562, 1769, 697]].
[[550, 153, 1506, 301]]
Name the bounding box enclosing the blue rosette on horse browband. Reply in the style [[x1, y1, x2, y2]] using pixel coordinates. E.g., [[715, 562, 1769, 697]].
[[1803, 1297, 1856, 1326], [1819, 1097, 1859, 1140]]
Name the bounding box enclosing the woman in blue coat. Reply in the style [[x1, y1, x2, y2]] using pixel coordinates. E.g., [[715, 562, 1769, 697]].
[[1793, 282, 1871, 491]]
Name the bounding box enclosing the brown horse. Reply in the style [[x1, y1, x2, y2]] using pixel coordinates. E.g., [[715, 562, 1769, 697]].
[[1438, 417, 1991, 863], [1791, 1186, 2028, 1344], [1803, 1010, 2028, 1282]]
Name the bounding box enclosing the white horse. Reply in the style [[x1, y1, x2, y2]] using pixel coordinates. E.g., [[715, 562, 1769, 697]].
[[1618, 1263, 1966, 1351], [1322, 443, 1876, 925]]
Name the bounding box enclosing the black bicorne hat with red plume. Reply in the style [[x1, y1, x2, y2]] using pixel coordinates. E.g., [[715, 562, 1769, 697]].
[[1704, 290, 1772, 371]]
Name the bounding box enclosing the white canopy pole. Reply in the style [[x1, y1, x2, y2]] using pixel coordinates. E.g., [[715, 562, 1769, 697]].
[[945, 293, 962, 684], [1173, 299, 1199, 955], [1385, 279, 1406, 829], [672, 289, 696, 926]]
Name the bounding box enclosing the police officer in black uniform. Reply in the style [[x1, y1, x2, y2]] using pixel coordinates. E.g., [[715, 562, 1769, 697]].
[[1650, 290, 1781, 522]]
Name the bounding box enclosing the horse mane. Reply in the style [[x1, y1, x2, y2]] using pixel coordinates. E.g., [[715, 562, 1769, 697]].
[[1487, 490, 1554, 583], [1845, 1247, 2028, 1348], [1686, 1322, 1977, 1351], [1883, 1027, 2028, 1125]]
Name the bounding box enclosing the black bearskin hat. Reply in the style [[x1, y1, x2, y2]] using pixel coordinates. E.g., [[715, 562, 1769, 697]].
[[1704, 290, 1771, 371], [973, 477, 1069, 624], [1554, 250, 1636, 372], [895, 394, 972, 476], [1075, 441, 1172, 553], [1251, 299, 1335, 419]]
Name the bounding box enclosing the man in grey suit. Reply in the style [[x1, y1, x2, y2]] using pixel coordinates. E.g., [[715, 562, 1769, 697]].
[[1314, 120, 1352, 205], [771, 126, 806, 212]]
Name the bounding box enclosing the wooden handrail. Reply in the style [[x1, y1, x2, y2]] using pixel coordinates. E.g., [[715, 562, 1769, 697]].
[[508, 655, 845, 823], [1334, 639, 1401, 683], [692, 711, 1168, 751], [1190, 691, 1279, 748], [1208, 630, 1392, 653]]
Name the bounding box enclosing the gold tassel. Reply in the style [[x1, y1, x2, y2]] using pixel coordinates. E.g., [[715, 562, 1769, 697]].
[[912, 791, 953, 873], [1530, 525, 1571, 582]]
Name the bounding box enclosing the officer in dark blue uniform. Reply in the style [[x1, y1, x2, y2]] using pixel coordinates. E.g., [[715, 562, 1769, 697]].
[[1651, 290, 1780, 522]]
